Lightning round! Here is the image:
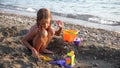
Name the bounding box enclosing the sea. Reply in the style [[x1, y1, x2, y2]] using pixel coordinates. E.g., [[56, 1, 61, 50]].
[[0, 0, 120, 32]]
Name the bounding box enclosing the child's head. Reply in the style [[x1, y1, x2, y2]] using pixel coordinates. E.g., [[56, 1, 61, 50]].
[[37, 8, 52, 29]]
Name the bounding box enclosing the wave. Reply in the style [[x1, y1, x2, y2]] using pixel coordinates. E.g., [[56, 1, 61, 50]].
[[0, 3, 36, 13], [51, 11, 120, 26], [0, 3, 120, 26]]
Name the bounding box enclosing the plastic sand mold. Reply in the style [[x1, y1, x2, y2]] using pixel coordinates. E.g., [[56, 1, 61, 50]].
[[63, 30, 79, 42]]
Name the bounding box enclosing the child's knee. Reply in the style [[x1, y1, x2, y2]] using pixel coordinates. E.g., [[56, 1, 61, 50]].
[[41, 45, 47, 50]]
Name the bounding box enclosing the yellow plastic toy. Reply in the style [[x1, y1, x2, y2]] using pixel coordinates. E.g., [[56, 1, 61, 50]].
[[66, 51, 75, 66], [39, 55, 53, 62]]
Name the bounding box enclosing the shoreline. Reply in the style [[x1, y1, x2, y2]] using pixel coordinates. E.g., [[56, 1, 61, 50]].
[[0, 12, 120, 68], [0, 10, 120, 33]]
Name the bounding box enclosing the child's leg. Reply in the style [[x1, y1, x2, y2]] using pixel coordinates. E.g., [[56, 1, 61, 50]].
[[41, 44, 54, 54], [41, 34, 54, 54], [33, 33, 52, 54], [33, 34, 43, 56]]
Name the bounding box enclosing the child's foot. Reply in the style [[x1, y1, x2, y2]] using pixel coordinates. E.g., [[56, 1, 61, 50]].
[[42, 49, 54, 54]]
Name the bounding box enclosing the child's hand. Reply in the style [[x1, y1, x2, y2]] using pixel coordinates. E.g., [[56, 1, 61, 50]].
[[31, 48, 39, 58], [56, 20, 64, 29]]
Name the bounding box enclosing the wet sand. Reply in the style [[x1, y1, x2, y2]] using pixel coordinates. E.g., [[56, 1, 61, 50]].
[[0, 12, 120, 68]]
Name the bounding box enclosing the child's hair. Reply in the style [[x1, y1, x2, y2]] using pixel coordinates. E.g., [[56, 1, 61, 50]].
[[36, 8, 53, 45], [36, 8, 52, 29]]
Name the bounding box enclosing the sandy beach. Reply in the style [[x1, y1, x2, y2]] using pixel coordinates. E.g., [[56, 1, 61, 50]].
[[0, 12, 120, 68]]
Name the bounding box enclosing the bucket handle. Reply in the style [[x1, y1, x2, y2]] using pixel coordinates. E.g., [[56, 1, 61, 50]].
[[64, 30, 79, 34]]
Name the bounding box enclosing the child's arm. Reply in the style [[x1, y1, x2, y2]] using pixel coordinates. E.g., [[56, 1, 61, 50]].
[[33, 33, 43, 52], [22, 30, 36, 50], [55, 27, 63, 36], [22, 26, 39, 57], [55, 20, 64, 36]]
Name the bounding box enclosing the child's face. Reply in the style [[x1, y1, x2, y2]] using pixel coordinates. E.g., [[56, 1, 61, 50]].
[[44, 18, 51, 29]]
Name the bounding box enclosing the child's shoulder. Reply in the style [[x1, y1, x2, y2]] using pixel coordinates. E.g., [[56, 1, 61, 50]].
[[29, 24, 38, 32]]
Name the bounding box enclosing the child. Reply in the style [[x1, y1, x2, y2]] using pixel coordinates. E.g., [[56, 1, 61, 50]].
[[22, 8, 64, 58]]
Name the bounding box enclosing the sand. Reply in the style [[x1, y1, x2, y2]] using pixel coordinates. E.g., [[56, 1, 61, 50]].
[[0, 12, 120, 68]]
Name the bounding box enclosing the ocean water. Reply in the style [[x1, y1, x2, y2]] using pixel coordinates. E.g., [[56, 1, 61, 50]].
[[0, 0, 120, 32]]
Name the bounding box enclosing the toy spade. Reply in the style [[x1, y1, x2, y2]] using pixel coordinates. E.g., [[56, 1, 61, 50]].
[[39, 55, 53, 62]]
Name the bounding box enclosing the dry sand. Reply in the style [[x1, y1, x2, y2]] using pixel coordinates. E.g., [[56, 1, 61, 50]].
[[0, 12, 120, 68]]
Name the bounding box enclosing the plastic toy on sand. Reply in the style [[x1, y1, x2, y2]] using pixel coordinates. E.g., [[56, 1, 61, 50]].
[[48, 51, 75, 68], [39, 55, 53, 62], [49, 60, 71, 68], [66, 51, 75, 66], [63, 30, 79, 42], [74, 37, 83, 45]]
